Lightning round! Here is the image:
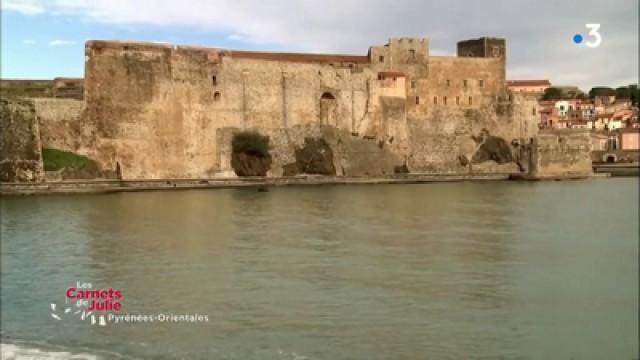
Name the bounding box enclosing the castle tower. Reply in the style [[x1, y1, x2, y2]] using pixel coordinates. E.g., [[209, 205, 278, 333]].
[[456, 37, 506, 59], [457, 37, 506, 93]]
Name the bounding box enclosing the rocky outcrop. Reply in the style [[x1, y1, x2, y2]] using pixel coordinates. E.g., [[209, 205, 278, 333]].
[[328, 128, 403, 177], [472, 135, 514, 164], [283, 137, 336, 176], [231, 152, 272, 176], [257, 125, 403, 177]]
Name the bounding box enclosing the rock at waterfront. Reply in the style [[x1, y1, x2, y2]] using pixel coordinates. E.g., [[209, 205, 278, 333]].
[[472, 136, 514, 164], [286, 137, 337, 176], [231, 152, 272, 177]]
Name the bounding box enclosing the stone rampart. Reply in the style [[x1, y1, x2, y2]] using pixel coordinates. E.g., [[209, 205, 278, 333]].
[[530, 129, 592, 178], [0, 98, 44, 182]]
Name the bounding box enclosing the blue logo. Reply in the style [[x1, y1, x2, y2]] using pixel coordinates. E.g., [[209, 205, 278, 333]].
[[573, 34, 583, 44]]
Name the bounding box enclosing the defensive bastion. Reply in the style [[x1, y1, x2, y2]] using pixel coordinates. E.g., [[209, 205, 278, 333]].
[[0, 36, 592, 183]]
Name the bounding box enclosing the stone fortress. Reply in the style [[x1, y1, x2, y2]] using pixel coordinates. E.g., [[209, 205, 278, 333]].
[[1, 36, 593, 182]]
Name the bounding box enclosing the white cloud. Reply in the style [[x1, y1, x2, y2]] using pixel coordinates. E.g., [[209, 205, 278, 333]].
[[48, 40, 75, 46], [23, 39, 36, 45], [2, 0, 638, 89], [1, 0, 45, 15], [227, 34, 246, 42]]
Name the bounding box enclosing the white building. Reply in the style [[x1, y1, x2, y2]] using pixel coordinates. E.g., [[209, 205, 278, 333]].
[[555, 100, 569, 117]]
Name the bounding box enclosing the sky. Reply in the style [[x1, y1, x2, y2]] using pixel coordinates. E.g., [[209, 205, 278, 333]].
[[1, 0, 638, 91]]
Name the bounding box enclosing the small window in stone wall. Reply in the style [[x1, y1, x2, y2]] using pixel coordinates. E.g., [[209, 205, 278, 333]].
[[479, 79, 484, 87], [409, 49, 416, 61], [433, 96, 438, 105], [212, 75, 217, 86], [456, 96, 460, 105], [416, 96, 420, 105], [446, 80, 451, 87], [411, 80, 416, 89], [463, 80, 467, 87], [532, 107, 536, 115], [214, 91, 221, 101], [443, 96, 448, 105], [469, 96, 473, 105], [379, 55, 384, 63]]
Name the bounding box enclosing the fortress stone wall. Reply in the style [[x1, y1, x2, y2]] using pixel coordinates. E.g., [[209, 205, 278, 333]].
[[0, 78, 83, 99], [33, 98, 85, 152], [80, 37, 539, 179], [1, 36, 592, 182], [530, 129, 593, 178], [0, 98, 44, 182]]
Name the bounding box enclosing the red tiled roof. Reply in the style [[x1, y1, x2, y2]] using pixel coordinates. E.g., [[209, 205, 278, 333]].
[[614, 112, 633, 120], [507, 80, 551, 87]]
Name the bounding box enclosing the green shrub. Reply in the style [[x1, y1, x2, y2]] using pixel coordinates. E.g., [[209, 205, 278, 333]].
[[588, 86, 615, 98], [42, 148, 92, 171], [542, 87, 563, 100], [232, 131, 270, 158]]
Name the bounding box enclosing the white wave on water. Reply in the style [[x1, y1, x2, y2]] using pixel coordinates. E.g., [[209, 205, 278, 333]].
[[1, 342, 101, 360]]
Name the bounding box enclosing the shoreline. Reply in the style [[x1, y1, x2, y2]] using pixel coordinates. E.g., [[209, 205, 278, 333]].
[[0, 173, 601, 196], [592, 162, 640, 177]]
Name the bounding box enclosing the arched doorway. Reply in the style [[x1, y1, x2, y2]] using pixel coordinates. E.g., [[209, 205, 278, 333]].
[[320, 92, 337, 126], [605, 154, 617, 163]]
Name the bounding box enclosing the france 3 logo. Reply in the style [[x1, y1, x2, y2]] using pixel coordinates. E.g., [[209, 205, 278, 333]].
[[573, 24, 602, 48]]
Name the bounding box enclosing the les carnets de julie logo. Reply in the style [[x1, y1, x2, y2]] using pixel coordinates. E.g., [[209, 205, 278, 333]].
[[50, 281, 209, 326]]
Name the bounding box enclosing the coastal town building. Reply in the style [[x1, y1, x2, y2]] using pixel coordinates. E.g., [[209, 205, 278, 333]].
[[506, 80, 550, 95], [505, 80, 637, 133], [590, 127, 640, 164], [537, 94, 637, 131], [618, 128, 640, 150], [591, 132, 610, 151]]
